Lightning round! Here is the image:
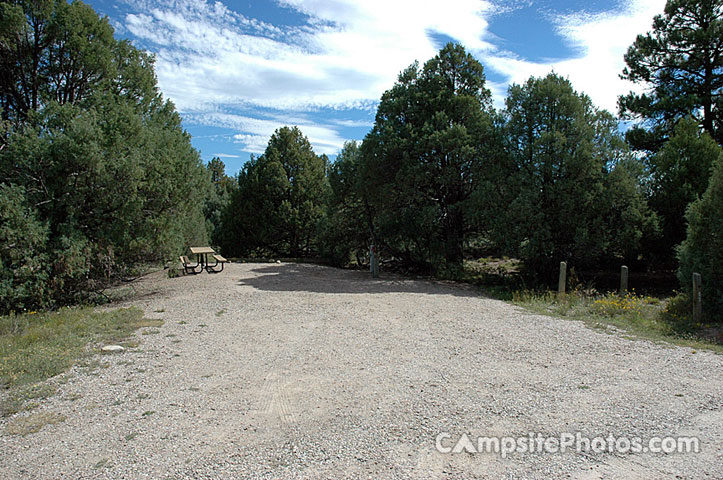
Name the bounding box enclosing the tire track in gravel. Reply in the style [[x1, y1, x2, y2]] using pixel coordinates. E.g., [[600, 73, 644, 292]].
[[260, 371, 298, 424]]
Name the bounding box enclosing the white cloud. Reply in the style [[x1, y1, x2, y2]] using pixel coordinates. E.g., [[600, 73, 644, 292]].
[[120, 0, 498, 155], [123, 0, 496, 113], [480, 0, 667, 112], [188, 112, 348, 155], [213, 153, 240, 158], [117, 0, 666, 156]]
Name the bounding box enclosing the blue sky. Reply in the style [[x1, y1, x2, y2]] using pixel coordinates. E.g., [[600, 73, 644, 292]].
[[86, 0, 667, 175]]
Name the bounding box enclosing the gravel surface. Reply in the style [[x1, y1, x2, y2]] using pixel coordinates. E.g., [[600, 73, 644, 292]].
[[1, 262, 721, 479]]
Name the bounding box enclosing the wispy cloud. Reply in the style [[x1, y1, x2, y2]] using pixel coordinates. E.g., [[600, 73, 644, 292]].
[[125, 0, 497, 113], [187, 112, 347, 155], [119, 0, 498, 156], [116, 0, 665, 158], [480, 0, 667, 112]]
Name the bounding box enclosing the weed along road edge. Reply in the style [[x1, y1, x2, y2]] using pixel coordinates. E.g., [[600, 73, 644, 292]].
[[1, 263, 721, 479]]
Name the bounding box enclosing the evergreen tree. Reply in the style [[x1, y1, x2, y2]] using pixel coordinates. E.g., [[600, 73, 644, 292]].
[[205, 157, 235, 246], [677, 152, 723, 319], [319, 141, 374, 266], [647, 117, 721, 260], [220, 127, 327, 257], [619, 0, 723, 150], [501, 73, 657, 279], [360, 43, 494, 269], [0, 0, 210, 310]]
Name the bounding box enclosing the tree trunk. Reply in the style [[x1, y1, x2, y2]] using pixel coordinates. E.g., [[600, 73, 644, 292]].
[[443, 208, 464, 264]]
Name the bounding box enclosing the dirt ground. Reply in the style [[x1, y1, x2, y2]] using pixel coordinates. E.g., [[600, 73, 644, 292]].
[[1, 262, 721, 479]]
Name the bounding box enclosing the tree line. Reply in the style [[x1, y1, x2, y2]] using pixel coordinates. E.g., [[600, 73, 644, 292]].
[[0, 0, 212, 311], [218, 0, 722, 319], [1, 0, 720, 320]]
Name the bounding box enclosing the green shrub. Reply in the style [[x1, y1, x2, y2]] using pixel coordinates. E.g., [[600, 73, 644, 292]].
[[0, 184, 49, 313], [677, 152, 723, 321]]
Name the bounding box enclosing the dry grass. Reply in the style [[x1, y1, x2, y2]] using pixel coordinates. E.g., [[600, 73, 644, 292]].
[[0, 307, 161, 417], [5, 411, 67, 435], [0, 384, 57, 417], [513, 289, 722, 353]]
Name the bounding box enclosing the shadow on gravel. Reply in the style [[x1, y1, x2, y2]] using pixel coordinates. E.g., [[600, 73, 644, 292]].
[[237, 263, 481, 297]]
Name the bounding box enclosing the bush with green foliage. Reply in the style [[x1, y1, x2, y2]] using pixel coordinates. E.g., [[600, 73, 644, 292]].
[[496, 73, 658, 280], [220, 126, 328, 257], [0, 0, 210, 312], [0, 184, 49, 312], [319, 141, 374, 266], [359, 43, 496, 270], [677, 152, 723, 321]]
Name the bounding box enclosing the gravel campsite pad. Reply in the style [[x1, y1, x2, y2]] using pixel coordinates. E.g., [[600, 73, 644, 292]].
[[1, 263, 721, 479]]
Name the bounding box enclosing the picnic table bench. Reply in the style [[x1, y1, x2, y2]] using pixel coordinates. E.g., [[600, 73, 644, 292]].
[[180, 247, 227, 274], [208, 253, 228, 273]]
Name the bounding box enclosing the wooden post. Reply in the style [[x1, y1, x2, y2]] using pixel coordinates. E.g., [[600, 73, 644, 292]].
[[370, 245, 379, 279], [620, 265, 628, 295], [692, 273, 702, 321], [558, 261, 567, 295]]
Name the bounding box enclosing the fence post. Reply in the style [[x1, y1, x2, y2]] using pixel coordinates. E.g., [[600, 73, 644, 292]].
[[370, 245, 379, 279], [558, 261, 567, 295], [692, 273, 702, 321], [620, 265, 628, 295]]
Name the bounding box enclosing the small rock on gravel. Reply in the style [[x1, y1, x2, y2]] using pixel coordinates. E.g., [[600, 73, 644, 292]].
[[100, 345, 125, 354]]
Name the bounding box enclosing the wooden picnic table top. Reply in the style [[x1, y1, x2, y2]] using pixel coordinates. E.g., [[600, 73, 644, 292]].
[[190, 246, 215, 255]]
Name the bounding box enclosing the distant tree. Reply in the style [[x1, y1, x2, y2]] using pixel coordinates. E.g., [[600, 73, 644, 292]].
[[600, 159, 660, 264], [360, 42, 495, 269], [646, 118, 721, 260], [319, 141, 374, 266], [205, 157, 235, 246], [677, 151, 723, 320], [220, 127, 327, 257], [619, 0, 723, 150], [500, 73, 658, 279]]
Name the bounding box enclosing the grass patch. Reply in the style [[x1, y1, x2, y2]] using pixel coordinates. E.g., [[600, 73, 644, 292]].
[[216, 309, 226, 317], [0, 383, 57, 416], [0, 307, 159, 416], [134, 319, 164, 328], [5, 411, 66, 435], [450, 259, 720, 350], [0, 307, 154, 387], [512, 289, 722, 353]]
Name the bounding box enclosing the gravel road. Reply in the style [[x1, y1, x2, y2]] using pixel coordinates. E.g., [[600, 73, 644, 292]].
[[1, 262, 721, 479]]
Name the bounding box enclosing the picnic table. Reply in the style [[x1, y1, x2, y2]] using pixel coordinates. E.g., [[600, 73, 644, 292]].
[[190, 246, 215, 270], [180, 247, 228, 274]]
